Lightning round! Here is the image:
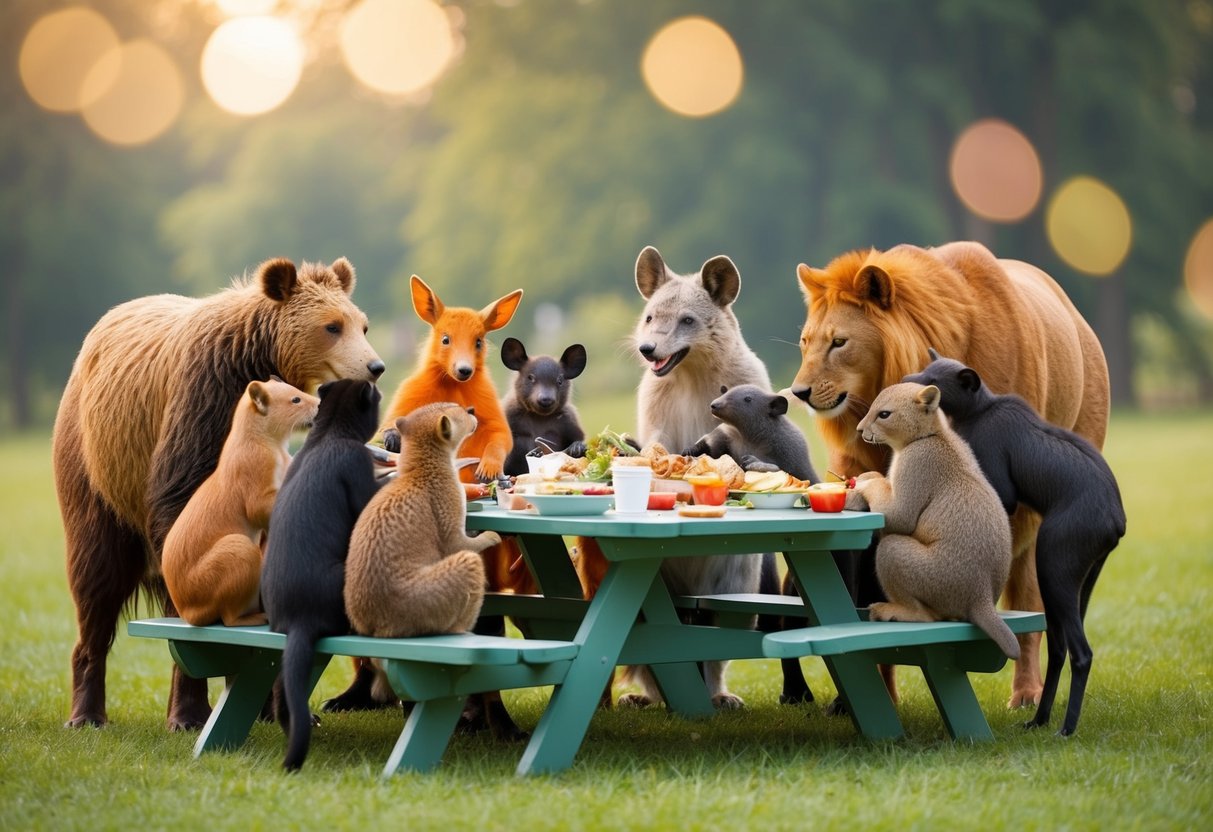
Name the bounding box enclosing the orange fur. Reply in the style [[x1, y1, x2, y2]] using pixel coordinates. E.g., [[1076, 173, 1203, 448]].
[[380, 275, 522, 484]]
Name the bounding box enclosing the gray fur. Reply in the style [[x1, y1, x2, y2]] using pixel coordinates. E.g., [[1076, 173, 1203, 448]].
[[683, 385, 819, 481]]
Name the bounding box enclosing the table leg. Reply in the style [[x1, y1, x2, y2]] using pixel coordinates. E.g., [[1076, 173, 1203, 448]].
[[383, 696, 467, 776], [516, 557, 661, 776], [921, 649, 994, 741], [783, 550, 904, 740], [635, 576, 715, 719]]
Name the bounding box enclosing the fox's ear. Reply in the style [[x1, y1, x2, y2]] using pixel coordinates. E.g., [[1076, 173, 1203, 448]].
[[917, 384, 941, 412], [635, 246, 670, 299], [481, 289, 523, 331], [700, 255, 740, 308], [410, 275, 443, 325]]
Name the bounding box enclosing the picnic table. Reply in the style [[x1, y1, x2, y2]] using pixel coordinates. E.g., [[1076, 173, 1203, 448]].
[[129, 503, 1044, 776]]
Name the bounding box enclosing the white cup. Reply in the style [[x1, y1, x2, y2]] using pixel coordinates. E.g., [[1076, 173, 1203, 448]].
[[611, 464, 653, 514]]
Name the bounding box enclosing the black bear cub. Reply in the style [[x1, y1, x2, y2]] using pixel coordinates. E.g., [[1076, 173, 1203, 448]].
[[261, 378, 383, 771], [499, 337, 588, 476], [904, 350, 1126, 736]]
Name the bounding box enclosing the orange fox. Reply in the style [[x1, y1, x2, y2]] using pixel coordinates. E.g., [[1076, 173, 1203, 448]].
[[379, 275, 523, 485]]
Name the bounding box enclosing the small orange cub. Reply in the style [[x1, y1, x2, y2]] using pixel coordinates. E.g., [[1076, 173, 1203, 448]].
[[345, 403, 501, 640], [163, 378, 319, 626]]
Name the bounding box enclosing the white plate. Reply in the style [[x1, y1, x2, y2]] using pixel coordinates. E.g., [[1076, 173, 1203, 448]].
[[524, 493, 614, 516], [729, 490, 805, 509]]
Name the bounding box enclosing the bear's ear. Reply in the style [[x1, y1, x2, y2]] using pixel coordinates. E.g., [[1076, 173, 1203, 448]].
[[317, 381, 336, 400], [635, 246, 670, 299], [797, 263, 828, 302], [927, 347, 941, 363], [768, 393, 789, 417], [481, 289, 524, 332], [855, 264, 895, 310], [958, 368, 982, 392], [410, 275, 444, 325], [329, 257, 356, 295], [248, 381, 270, 415], [917, 384, 941, 413], [259, 258, 298, 302], [500, 337, 528, 371], [700, 255, 741, 308], [438, 414, 453, 443], [560, 344, 587, 379]]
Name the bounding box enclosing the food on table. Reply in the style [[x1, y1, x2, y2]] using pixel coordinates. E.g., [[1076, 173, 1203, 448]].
[[807, 482, 847, 512], [647, 491, 678, 510], [678, 504, 727, 518]]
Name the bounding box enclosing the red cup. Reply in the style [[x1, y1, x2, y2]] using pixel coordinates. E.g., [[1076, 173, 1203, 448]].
[[647, 491, 677, 510], [807, 485, 847, 512], [691, 482, 729, 506]]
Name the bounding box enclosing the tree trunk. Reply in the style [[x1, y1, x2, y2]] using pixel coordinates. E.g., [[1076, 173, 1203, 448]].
[[1095, 272, 1135, 407]]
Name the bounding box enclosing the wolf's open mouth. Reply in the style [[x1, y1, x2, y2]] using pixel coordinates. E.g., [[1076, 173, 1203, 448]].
[[648, 347, 689, 377]]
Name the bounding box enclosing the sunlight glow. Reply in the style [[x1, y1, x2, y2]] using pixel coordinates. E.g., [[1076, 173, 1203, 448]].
[[19, 7, 120, 112], [215, 0, 279, 16], [949, 119, 1043, 223], [202, 16, 305, 116], [80, 40, 184, 146], [340, 0, 456, 96], [641, 16, 744, 118], [1046, 177, 1133, 276], [1184, 218, 1213, 320]]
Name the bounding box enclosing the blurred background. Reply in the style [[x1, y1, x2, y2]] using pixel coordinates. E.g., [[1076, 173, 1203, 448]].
[[3, 0, 1212, 432]]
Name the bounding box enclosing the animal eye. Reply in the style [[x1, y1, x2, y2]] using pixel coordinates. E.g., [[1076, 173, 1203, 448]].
[[557, 377, 564, 386], [363, 324, 369, 334], [291, 396, 301, 404], [831, 337, 847, 349], [527, 375, 535, 383], [743, 396, 751, 403], [681, 315, 694, 326], [475, 338, 483, 351], [645, 315, 653, 324], [325, 323, 341, 335], [877, 410, 891, 419], [441, 334, 450, 345]]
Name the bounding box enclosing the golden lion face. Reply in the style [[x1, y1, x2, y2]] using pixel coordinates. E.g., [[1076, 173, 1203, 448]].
[[791, 299, 884, 423]]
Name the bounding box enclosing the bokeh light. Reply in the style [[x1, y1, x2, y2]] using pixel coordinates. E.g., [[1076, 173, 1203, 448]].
[[19, 7, 120, 112], [202, 16, 305, 116], [1184, 218, 1213, 320], [80, 40, 184, 146], [949, 118, 1043, 222], [641, 16, 744, 118], [1045, 176, 1133, 276], [340, 0, 456, 96], [215, 0, 278, 16]]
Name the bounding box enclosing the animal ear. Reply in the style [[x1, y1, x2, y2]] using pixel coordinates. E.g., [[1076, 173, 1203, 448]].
[[927, 347, 941, 362], [259, 258, 298, 302], [410, 275, 444, 324], [796, 263, 829, 301], [768, 393, 789, 417], [395, 416, 409, 434], [855, 265, 895, 310], [329, 257, 356, 295], [917, 384, 941, 412], [438, 414, 453, 443], [317, 381, 336, 399], [481, 289, 524, 331], [500, 337, 528, 371], [958, 368, 982, 392], [560, 344, 588, 379], [700, 255, 741, 307], [248, 381, 270, 415], [635, 246, 670, 299], [720, 385, 728, 395]]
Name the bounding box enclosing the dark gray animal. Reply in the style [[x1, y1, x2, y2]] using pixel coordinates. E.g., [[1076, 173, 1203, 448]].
[[904, 350, 1126, 736], [261, 379, 383, 770], [681, 384, 819, 482], [500, 337, 588, 476]]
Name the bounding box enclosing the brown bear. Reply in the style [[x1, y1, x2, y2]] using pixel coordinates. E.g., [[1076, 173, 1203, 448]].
[[52, 257, 384, 731]]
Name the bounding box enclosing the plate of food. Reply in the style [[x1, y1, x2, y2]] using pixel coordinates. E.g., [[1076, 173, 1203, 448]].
[[728, 470, 810, 508], [524, 492, 615, 516], [727, 490, 804, 509]]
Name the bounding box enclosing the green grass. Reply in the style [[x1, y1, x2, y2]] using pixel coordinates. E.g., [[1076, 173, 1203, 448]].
[[1, 409, 1211, 830]]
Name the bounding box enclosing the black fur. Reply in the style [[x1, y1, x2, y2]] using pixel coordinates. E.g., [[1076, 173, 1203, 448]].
[[261, 379, 383, 770], [681, 385, 819, 481], [500, 337, 588, 475], [904, 352, 1126, 735]]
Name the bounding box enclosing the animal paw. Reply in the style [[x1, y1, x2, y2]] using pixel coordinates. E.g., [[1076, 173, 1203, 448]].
[[868, 602, 894, 621], [740, 456, 779, 473], [616, 693, 654, 708], [382, 428, 402, 453], [474, 530, 503, 549], [563, 440, 587, 459], [167, 708, 211, 732], [712, 693, 745, 710], [64, 713, 107, 729], [1007, 687, 1043, 709]]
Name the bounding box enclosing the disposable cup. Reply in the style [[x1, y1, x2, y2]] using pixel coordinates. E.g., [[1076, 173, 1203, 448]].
[[611, 464, 653, 514]]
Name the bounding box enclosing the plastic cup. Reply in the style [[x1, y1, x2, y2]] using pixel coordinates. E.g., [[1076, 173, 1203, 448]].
[[611, 464, 653, 514]]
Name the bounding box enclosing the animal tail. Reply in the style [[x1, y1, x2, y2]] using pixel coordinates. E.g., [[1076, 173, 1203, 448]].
[[280, 627, 319, 771], [970, 605, 1020, 660]]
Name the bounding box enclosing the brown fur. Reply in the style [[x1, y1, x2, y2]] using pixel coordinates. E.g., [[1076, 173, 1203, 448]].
[[163, 379, 319, 627], [346, 404, 498, 639], [791, 241, 1109, 706], [850, 383, 1019, 659], [53, 257, 383, 729]]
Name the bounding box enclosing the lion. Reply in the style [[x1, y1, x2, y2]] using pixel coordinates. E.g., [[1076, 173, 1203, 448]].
[[790, 241, 1110, 708]]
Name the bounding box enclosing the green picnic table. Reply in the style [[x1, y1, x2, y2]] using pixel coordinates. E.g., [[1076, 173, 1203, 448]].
[[128, 503, 1044, 776]]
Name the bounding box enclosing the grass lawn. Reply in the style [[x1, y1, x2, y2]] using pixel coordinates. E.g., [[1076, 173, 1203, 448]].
[[1, 408, 1210, 830]]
